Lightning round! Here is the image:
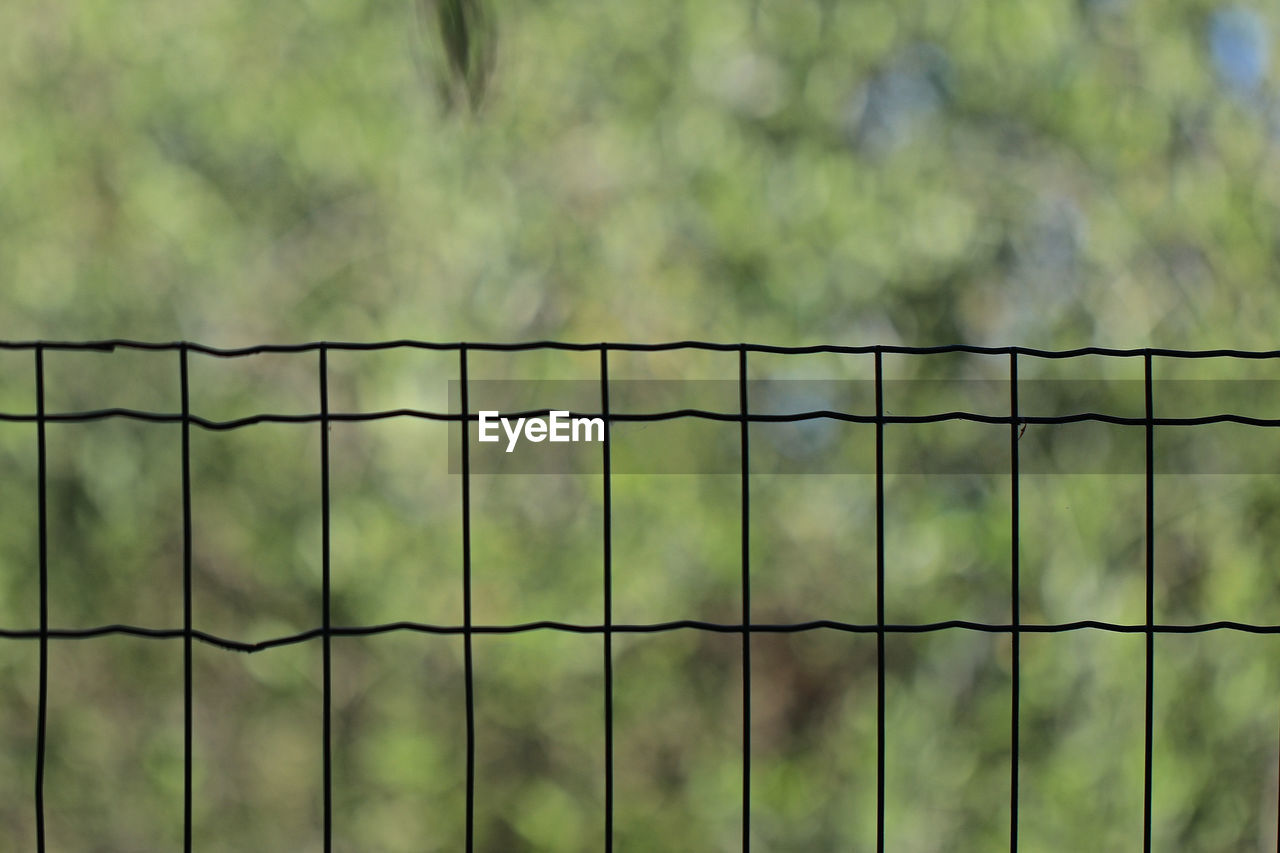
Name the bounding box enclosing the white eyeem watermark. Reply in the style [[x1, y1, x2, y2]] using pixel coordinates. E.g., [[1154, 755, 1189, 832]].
[[477, 410, 605, 453]]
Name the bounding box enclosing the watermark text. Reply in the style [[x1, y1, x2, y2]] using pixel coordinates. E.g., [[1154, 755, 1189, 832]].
[[477, 410, 605, 452]]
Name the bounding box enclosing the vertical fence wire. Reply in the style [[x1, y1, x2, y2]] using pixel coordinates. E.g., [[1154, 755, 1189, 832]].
[[600, 346, 614, 853], [738, 346, 751, 852], [179, 345, 194, 853], [459, 346, 476, 853], [319, 346, 333, 853], [34, 345, 48, 853], [874, 349, 886, 853], [1009, 352, 1020, 853], [1143, 351, 1155, 853]]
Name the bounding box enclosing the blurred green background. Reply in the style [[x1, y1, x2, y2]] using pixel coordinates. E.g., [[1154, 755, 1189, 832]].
[[3, 0, 1280, 850]]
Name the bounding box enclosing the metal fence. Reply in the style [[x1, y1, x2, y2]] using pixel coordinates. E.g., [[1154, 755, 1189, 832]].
[[3, 340, 1280, 852]]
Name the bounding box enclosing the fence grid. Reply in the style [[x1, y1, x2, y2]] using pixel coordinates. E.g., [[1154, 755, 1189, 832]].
[[3, 339, 1280, 853]]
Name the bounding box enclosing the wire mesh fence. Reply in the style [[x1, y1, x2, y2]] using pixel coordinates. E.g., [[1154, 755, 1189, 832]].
[[2, 340, 1280, 851]]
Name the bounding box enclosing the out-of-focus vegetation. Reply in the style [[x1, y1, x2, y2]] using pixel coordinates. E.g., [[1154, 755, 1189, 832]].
[[3, 0, 1280, 850], [3, 0, 1280, 346]]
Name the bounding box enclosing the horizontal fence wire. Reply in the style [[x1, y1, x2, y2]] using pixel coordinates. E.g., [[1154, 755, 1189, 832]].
[[5, 339, 1280, 357], [4, 619, 1280, 647], [8, 410, 1280, 427], [5, 339, 1280, 853]]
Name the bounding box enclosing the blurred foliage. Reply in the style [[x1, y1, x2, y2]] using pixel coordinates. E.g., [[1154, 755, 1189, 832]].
[[2, 0, 1280, 345], [3, 0, 1280, 850]]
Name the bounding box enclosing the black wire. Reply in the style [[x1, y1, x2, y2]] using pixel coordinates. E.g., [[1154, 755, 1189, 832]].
[[34, 345, 48, 853], [1009, 352, 1020, 853], [8, 339, 1280, 359], [459, 346, 476, 853], [1, 619, 1278, 649], [874, 350, 886, 853], [600, 346, 614, 853], [739, 346, 751, 852], [319, 346, 333, 853], [180, 345, 194, 853], [1143, 352, 1155, 853], [3, 408, 1277, 429]]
